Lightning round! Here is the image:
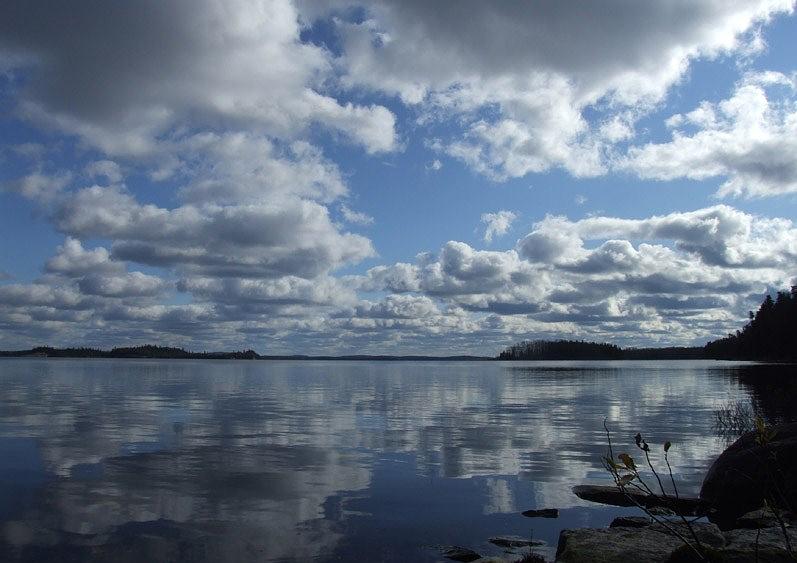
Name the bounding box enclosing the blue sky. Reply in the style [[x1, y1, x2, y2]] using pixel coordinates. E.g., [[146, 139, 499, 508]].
[[1, 1, 797, 354]]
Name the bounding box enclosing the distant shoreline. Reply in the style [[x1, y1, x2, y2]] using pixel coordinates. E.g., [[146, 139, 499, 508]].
[[0, 342, 788, 362], [0, 346, 494, 361]]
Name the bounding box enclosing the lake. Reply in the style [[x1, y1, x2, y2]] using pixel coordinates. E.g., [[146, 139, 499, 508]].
[[0, 359, 792, 562]]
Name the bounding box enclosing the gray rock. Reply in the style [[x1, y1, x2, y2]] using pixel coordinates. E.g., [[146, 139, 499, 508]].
[[609, 516, 652, 528], [700, 422, 797, 524], [488, 535, 545, 548], [735, 507, 794, 530], [555, 522, 724, 563], [718, 526, 797, 562], [442, 545, 482, 562]]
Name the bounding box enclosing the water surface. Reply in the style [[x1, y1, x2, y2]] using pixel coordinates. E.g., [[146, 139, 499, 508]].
[[0, 359, 789, 561]]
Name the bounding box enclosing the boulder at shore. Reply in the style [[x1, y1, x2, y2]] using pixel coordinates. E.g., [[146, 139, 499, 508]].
[[700, 422, 797, 524]]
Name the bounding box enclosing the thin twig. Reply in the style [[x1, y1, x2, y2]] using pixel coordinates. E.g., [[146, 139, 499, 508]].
[[602, 422, 706, 561], [641, 438, 704, 552]]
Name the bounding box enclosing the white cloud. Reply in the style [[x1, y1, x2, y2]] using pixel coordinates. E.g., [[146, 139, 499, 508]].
[[176, 134, 348, 205], [46, 238, 123, 277], [1, 170, 72, 202], [77, 272, 167, 298], [328, 0, 794, 179], [6, 204, 792, 351], [179, 275, 357, 309], [352, 205, 797, 347], [480, 211, 517, 243], [2, 2, 797, 353], [573, 205, 797, 268], [340, 204, 374, 226], [621, 72, 797, 197]]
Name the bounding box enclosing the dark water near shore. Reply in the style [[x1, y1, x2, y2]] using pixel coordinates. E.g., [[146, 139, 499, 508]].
[[0, 359, 793, 561]]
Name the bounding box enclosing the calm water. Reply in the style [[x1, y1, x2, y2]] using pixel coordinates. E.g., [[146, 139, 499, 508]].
[[0, 359, 792, 561]]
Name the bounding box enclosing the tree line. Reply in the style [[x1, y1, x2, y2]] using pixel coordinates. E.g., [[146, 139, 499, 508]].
[[499, 286, 797, 361], [705, 286, 797, 361], [0, 345, 260, 360]]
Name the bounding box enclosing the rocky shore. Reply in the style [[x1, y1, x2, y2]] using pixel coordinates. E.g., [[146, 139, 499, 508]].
[[557, 512, 796, 562], [555, 422, 797, 562], [441, 423, 797, 563]]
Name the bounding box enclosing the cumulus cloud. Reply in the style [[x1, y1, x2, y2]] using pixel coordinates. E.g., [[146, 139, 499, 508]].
[[2, 2, 797, 353], [176, 135, 348, 205], [53, 186, 375, 279], [352, 205, 797, 348], [0, 0, 397, 156], [572, 205, 797, 268], [0, 0, 392, 350], [179, 275, 357, 309], [327, 0, 794, 178], [621, 72, 797, 197], [77, 272, 167, 298], [481, 211, 517, 243], [6, 202, 792, 351], [46, 238, 123, 277]]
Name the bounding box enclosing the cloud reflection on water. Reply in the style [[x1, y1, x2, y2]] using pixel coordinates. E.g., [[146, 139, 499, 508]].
[[0, 359, 777, 561]]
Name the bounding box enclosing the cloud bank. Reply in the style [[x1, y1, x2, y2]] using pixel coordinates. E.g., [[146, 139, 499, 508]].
[[1, 1, 796, 353]]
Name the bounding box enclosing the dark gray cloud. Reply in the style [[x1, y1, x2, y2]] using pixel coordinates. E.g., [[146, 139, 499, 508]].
[[53, 187, 374, 279], [0, 0, 396, 155]]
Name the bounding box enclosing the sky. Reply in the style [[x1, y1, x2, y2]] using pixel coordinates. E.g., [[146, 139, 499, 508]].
[[1, 0, 797, 355]]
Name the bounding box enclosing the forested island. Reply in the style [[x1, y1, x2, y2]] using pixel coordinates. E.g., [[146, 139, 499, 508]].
[[0, 345, 262, 360]]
